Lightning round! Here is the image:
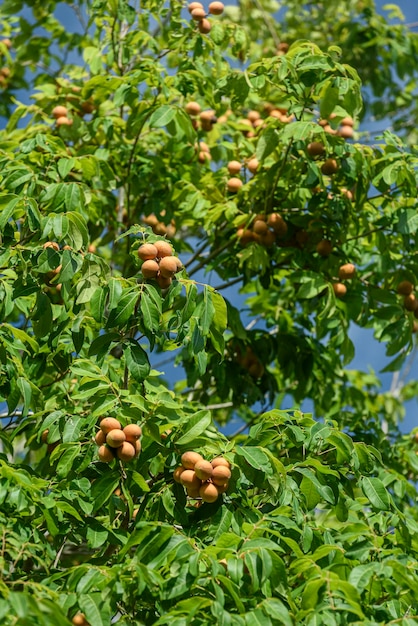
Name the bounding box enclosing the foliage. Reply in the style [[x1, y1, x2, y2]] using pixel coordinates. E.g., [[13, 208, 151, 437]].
[[0, 0, 418, 623]]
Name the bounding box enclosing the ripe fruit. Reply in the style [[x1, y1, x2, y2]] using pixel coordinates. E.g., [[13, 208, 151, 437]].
[[141, 259, 160, 279], [98, 445, 115, 463], [116, 441, 136, 461], [227, 160, 242, 175], [227, 177, 243, 193], [247, 158, 259, 174], [181, 451, 203, 469], [321, 158, 338, 175], [208, 1, 224, 14], [138, 243, 158, 261], [106, 430, 126, 448], [253, 219, 268, 235], [1, 39, 12, 49], [52, 105, 68, 118], [404, 294, 418, 311], [316, 239, 333, 256], [43, 241, 60, 251], [173, 466, 185, 483], [123, 424, 142, 442], [185, 101, 201, 116], [338, 263, 356, 279], [200, 482, 219, 503], [72, 614, 89, 626], [191, 7, 206, 19], [212, 465, 231, 485], [194, 460, 213, 480], [159, 256, 179, 278], [397, 281, 414, 296], [94, 430, 106, 446], [198, 18, 211, 33], [211, 457, 231, 469], [339, 125, 354, 139], [341, 116, 354, 126], [41, 429, 49, 443], [153, 240, 173, 258], [180, 469, 201, 491], [237, 228, 256, 246], [260, 229, 276, 247], [156, 274, 172, 289], [56, 116, 72, 126], [307, 141, 325, 157], [188, 1, 204, 11], [333, 283, 347, 298], [100, 417, 122, 433], [267, 213, 287, 237]]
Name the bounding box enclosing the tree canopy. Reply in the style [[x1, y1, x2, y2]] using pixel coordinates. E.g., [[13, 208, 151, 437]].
[[1, 0, 418, 624]]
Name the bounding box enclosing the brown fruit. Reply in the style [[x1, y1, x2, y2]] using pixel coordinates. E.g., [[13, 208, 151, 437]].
[[185, 101, 201, 116], [316, 239, 333, 256], [260, 229, 276, 248], [198, 18, 211, 33], [156, 274, 172, 289], [123, 424, 142, 442], [194, 460, 214, 481], [341, 116, 354, 126], [138, 243, 158, 261], [52, 105, 68, 119], [180, 469, 202, 490], [106, 429, 126, 448], [72, 614, 89, 626], [100, 417, 122, 433], [333, 283, 347, 298], [247, 158, 259, 174], [98, 445, 115, 463], [212, 465, 231, 485], [173, 466, 185, 483], [200, 109, 216, 122], [94, 430, 106, 446], [227, 177, 243, 193], [339, 125, 354, 139], [341, 188, 353, 201], [153, 240, 173, 258], [159, 256, 179, 278], [0, 67, 10, 78], [199, 482, 219, 503], [397, 281, 414, 296], [404, 294, 418, 312], [237, 228, 256, 246], [41, 429, 49, 443], [134, 439, 142, 455], [191, 7, 206, 19], [216, 482, 229, 494], [321, 158, 338, 175], [143, 214, 159, 227], [247, 110, 260, 123], [188, 1, 203, 11], [208, 1, 224, 14], [338, 263, 356, 280], [307, 141, 325, 157], [211, 457, 230, 469], [141, 259, 160, 279], [186, 485, 202, 498], [116, 441, 136, 461], [252, 219, 268, 235], [198, 151, 211, 163], [181, 451, 203, 469], [56, 116, 73, 126], [227, 160, 242, 175], [267, 213, 287, 237], [248, 360, 265, 378], [43, 241, 60, 251]]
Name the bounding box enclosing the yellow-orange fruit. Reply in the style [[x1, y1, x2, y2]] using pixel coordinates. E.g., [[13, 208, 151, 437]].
[[100, 417, 122, 433], [252, 219, 268, 236], [211, 456, 231, 469], [72, 613, 89, 626], [106, 429, 126, 448], [180, 469, 202, 490], [323, 124, 337, 135], [200, 109, 216, 122], [339, 125, 354, 139], [227, 160, 242, 175], [123, 424, 142, 442], [247, 158, 259, 174], [134, 439, 141, 455], [198, 151, 211, 163], [138, 243, 158, 261], [188, 1, 203, 11], [98, 445, 115, 463], [341, 116, 354, 126], [143, 214, 159, 226], [186, 485, 201, 498], [216, 482, 229, 494], [156, 274, 172, 289], [94, 430, 106, 446], [397, 281, 414, 296], [181, 451, 203, 469], [0, 67, 10, 78], [404, 294, 418, 311], [237, 228, 256, 246], [267, 213, 287, 237], [116, 441, 136, 461], [227, 177, 243, 193], [141, 259, 160, 278], [333, 282, 347, 298], [321, 158, 338, 175], [341, 188, 353, 201], [208, 1, 224, 14], [1, 39, 12, 49], [316, 239, 333, 256], [154, 240, 173, 258], [56, 116, 72, 126], [212, 465, 231, 485], [185, 101, 201, 115], [159, 256, 179, 278], [173, 466, 185, 483], [338, 263, 356, 280], [191, 6, 206, 19], [200, 482, 219, 503], [194, 460, 213, 481], [307, 141, 325, 157], [41, 429, 49, 443], [198, 19, 212, 34], [260, 229, 276, 248], [247, 110, 260, 123], [43, 241, 60, 251], [52, 105, 68, 119]]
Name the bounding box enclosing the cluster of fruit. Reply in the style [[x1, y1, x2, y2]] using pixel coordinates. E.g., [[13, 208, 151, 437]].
[[95, 418, 142, 463], [174, 451, 231, 502], [397, 280, 418, 315], [187, 1, 224, 35], [319, 114, 355, 139], [237, 212, 288, 247], [185, 101, 218, 132], [332, 262, 356, 298], [138, 240, 182, 289], [142, 213, 176, 237], [52, 105, 73, 127], [0, 38, 11, 89]]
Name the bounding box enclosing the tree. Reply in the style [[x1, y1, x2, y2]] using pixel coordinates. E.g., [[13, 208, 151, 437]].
[[1, 0, 418, 623]]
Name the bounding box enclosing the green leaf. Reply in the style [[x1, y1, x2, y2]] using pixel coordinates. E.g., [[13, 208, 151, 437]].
[[123, 340, 150, 382], [149, 105, 176, 127], [361, 476, 391, 511], [106, 290, 138, 327], [235, 447, 272, 473], [175, 410, 212, 446]]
